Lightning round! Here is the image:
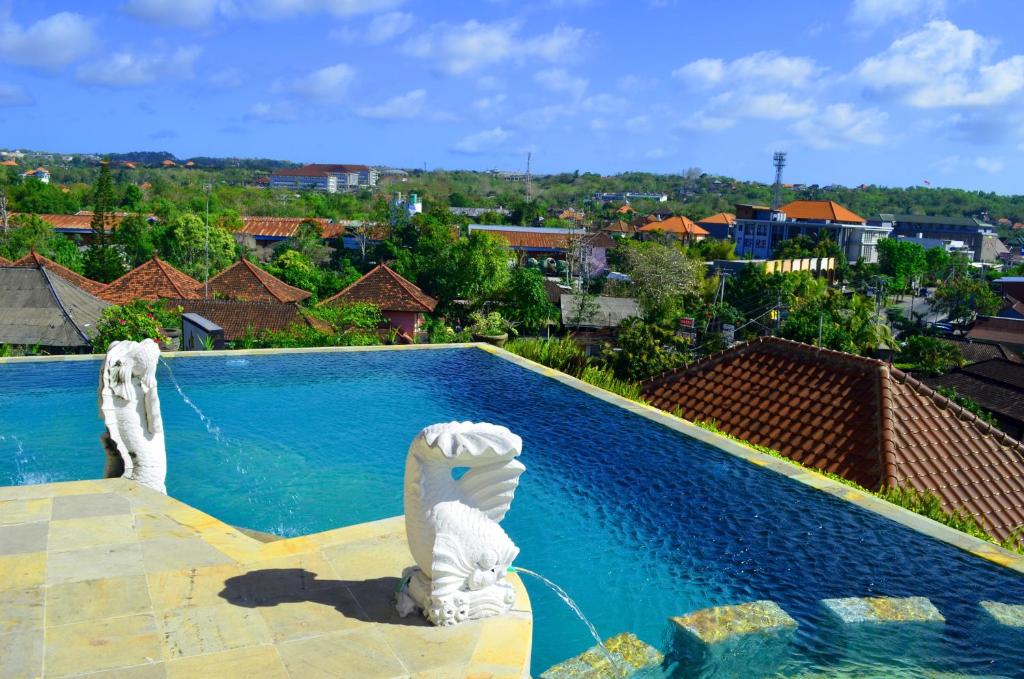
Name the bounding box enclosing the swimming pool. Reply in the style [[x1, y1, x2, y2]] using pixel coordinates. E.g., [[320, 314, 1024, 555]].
[[2, 347, 1023, 676]]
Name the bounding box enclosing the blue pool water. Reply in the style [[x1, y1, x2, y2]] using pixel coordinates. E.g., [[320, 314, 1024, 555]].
[[2, 348, 1024, 677]]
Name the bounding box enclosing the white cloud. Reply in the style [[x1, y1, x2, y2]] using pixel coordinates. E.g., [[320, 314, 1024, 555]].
[[678, 112, 736, 133], [209, 67, 243, 88], [76, 46, 202, 87], [857, 21, 1024, 107], [286, 63, 355, 102], [402, 20, 584, 75], [0, 12, 96, 69], [624, 115, 651, 133], [121, 0, 226, 29], [472, 93, 506, 111], [356, 88, 425, 119], [0, 83, 32, 107], [975, 156, 1005, 174], [247, 101, 297, 122], [365, 11, 414, 43], [673, 51, 820, 88], [453, 127, 509, 153], [236, 0, 404, 18], [737, 93, 815, 120], [848, 0, 944, 27], [616, 74, 656, 93], [534, 68, 588, 99], [791, 103, 888, 149]]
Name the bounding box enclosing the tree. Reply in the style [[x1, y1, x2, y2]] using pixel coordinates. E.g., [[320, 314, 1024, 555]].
[[429, 230, 510, 310], [780, 287, 891, 355], [163, 212, 236, 280], [877, 238, 926, 293], [114, 214, 156, 267], [900, 335, 964, 376], [274, 219, 331, 264], [0, 213, 51, 259], [84, 159, 127, 282], [501, 267, 557, 333], [601, 317, 690, 381], [930, 273, 1001, 328], [617, 240, 703, 322]]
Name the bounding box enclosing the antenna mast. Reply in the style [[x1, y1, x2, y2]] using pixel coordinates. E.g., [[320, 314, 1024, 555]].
[[525, 152, 533, 204], [771, 151, 786, 210]]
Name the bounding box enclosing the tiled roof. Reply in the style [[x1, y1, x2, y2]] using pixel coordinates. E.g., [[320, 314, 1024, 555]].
[[320, 264, 437, 313], [486, 229, 615, 250], [925, 359, 1024, 426], [0, 256, 11, 265], [602, 220, 637, 234], [11, 213, 121, 232], [172, 299, 329, 341], [939, 337, 1022, 364], [236, 216, 340, 239], [0, 160, 17, 166], [968, 317, 1024, 345], [207, 259, 311, 303], [272, 164, 370, 177], [637, 215, 710, 236], [779, 200, 865, 224], [698, 212, 736, 226], [641, 336, 1024, 540], [100, 257, 202, 305], [12, 251, 107, 296]]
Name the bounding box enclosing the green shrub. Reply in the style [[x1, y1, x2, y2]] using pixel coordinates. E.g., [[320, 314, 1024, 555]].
[[935, 386, 997, 425], [505, 337, 588, 374], [93, 300, 177, 353], [578, 366, 643, 401]]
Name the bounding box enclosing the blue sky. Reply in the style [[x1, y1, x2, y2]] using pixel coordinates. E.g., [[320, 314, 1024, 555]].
[[1, 0, 1023, 192]]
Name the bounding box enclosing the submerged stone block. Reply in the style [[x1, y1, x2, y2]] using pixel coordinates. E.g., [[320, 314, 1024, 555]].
[[821, 596, 945, 625], [979, 601, 1024, 628], [667, 601, 797, 678], [540, 632, 663, 679]]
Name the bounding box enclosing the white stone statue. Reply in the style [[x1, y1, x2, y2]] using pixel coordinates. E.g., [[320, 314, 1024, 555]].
[[396, 421, 526, 626], [98, 339, 167, 494]]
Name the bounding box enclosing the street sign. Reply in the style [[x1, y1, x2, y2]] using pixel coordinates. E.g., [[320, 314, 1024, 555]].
[[680, 317, 695, 329]]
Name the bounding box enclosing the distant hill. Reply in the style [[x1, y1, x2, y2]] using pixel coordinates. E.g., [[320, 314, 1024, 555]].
[[104, 151, 295, 170]]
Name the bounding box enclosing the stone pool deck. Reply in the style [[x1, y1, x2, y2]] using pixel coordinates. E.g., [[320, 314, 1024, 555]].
[[0, 478, 532, 679]]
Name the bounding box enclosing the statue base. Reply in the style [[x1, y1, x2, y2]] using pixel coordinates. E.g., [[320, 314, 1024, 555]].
[[396, 566, 516, 626]]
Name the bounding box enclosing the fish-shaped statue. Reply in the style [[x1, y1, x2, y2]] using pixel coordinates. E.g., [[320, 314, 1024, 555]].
[[397, 421, 525, 626]]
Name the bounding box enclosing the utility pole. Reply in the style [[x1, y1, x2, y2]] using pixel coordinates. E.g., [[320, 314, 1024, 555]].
[[525, 152, 532, 205], [818, 311, 823, 347], [204, 183, 211, 299]]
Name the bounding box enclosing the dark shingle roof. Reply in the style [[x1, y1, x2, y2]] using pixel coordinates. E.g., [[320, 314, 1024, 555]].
[[100, 257, 202, 305], [939, 337, 1022, 364], [641, 336, 1024, 540], [171, 299, 329, 341], [207, 259, 310, 303], [967, 317, 1024, 346], [0, 266, 109, 348], [320, 264, 437, 313]]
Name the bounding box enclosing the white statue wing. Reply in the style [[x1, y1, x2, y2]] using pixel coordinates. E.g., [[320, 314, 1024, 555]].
[[456, 458, 526, 522]]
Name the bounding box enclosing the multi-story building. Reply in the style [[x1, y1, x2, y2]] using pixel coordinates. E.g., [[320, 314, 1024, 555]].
[[734, 200, 891, 264], [269, 164, 377, 193], [867, 213, 1003, 262]]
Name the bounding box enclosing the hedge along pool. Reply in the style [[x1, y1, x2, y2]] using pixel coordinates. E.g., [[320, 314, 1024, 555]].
[[1, 347, 1023, 677]]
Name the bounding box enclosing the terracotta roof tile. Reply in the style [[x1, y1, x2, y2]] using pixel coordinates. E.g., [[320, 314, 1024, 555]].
[[207, 259, 310, 303], [100, 257, 202, 305], [641, 336, 1024, 539], [778, 200, 865, 224], [172, 299, 328, 341], [12, 251, 107, 296], [236, 216, 340, 239], [698, 212, 736, 226], [11, 213, 121, 232], [483, 229, 615, 250], [320, 264, 436, 313], [637, 215, 710, 236]]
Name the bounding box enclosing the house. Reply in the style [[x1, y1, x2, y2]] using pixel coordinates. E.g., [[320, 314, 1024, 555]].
[[20, 212, 126, 244], [637, 215, 709, 242], [938, 336, 1022, 364], [641, 336, 1024, 540], [100, 256, 203, 305], [13, 251, 107, 297], [924, 358, 1024, 439], [0, 160, 17, 167], [161, 159, 176, 168], [601, 220, 637, 236], [320, 264, 437, 339], [232, 217, 338, 260], [615, 205, 636, 215], [467, 224, 615, 276], [206, 259, 311, 303], [449, 206, 511, 218], [735, 200, 891, 263], [697, 212, 736, 240], [0, 265, 108, 352], [20, 167, 50, 184], [993, 278, 1024, 301], [170, 299, 329, 343], [593, 192, 668, 203], [967, 316, 1024, 350], [560, 294, 641, 355], [869, 214, 1000, 263], [269, 164, 377, 193]]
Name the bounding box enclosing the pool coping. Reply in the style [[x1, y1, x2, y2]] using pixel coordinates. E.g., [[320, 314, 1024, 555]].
[[4, 341, 1023, 577]]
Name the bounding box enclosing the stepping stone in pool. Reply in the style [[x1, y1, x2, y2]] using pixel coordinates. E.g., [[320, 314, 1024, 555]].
[[539, 632, 663, 679], [820, 596, 945, 625], [667, 601, 798, 678], [979, 601, 1024, 628]]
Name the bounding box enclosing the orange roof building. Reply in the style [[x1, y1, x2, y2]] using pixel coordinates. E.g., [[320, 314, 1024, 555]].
[[0, 160, 18, 167], [161, 159, 176, 167], [320, 264, 436, 339], [637, 215, 709, 240], [615, 204, 636, 215], [206, 259, 311, 303], [697, 212, 736, 239], [100, 257, 203, 305], [779, 200, 865, 224], [12, 251, 107, 297]]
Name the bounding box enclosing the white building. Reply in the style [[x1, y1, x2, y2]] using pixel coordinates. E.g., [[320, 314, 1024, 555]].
[[269, 164, 377, 193]]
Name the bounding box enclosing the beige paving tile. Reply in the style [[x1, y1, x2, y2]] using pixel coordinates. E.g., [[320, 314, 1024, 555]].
[[146, 564, 243, 611], [322, 532, 411, 581], [157, 603, 274, 660], [377, 619, 483, 674], [46, 614, 162, 678], [0, 521, 48, 556], [133, 512, 199, 541], [468, 615, 532, 672], [69, 662, 166, 678], [0, 586, 44, 634], [346, 575, 431, 629], [47, 543, 145, 586], [0, 552, 46, 592], [48, 515, 138, 552], [0, 498, 51, 525], [255, 586, 366, 642], [0, 628, 44, 679], [46, 575, 153, 627], [139, 537, 233, 573], [276, 629, 408, 678], [52, 493, 131, 520], [164, 644, 289, 679], [409, 664, 471, 679]]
